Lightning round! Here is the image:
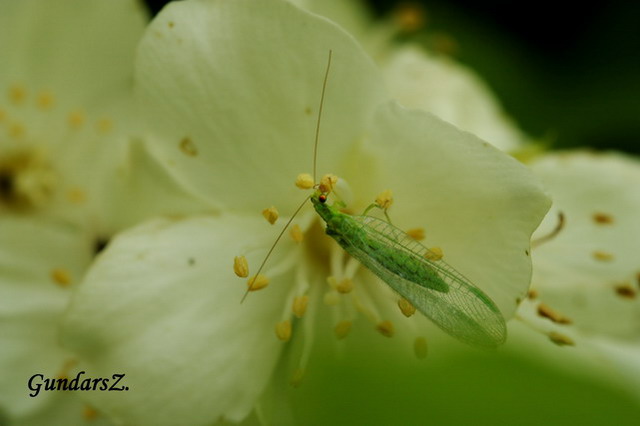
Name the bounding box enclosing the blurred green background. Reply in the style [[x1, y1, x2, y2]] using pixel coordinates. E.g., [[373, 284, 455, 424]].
[[146, 0, 639, 154]]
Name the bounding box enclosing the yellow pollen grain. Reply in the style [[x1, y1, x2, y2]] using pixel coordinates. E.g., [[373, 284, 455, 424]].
[[290, 224, 303, 242], [8, 122, 25, 139], [414, 337, 428, 359], [425, 247, 443, 261], [290, 368, 304, 388], [537, 303, 572, 325], [292, 295, 309, 318], [592, 251, 614, 262], [528, 289, 539, 299], [67, 187, 87, 204], [96, 118, 113, 134], [375, 189, 393, 209], [592, 212, 614, 225], [233, 256, 249, 278], [318, 174, 338, 193], [246, 274, 269, 291], [614, 283, 636, 299], [376, 320, 395, 338], [394, 3, 427, 32], [179, 137, 198, 157], [168, 21, 175, 28], [83, 405, 99, 421], [548, 331, 574, 347], [295, 173, 314, 189], [323, 290, 340, 306], [68, 110, 85, 129], [9, 85, 26, 105], [262, 206, 278, 224], [275, 320, 292, 342], [406, 228, 425, 241], [334, 320, 352, 340], [398, 298, 416, 317], [336, 278, 353, 294], [37, 91, 55, 110], [51, 268, 72, 287]]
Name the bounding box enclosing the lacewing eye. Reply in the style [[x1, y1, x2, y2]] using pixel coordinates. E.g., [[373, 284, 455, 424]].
[[319, 194, 327, 203]]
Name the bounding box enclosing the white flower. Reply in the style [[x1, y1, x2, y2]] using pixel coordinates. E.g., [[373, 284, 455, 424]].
[[509, 151, 640, 397], [60, 0, 549, 425], [0, 0, 148, 424]]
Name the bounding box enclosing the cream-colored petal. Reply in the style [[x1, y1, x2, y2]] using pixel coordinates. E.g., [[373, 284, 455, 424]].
[[0, 217, 92, 419], [0, 0, 147, 107], [348, 102, 550, 320], [530, 151, 640, 338], [135, 0, 387, 212], [61, 215, 299, 425], [381, 46, 526, 152]]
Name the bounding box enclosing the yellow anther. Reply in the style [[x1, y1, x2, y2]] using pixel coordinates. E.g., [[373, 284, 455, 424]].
[[292, 295, 309, 318], [424, 247, 443, 261], [290, 224, 303, 242], [67, 187, 87, 204], [9, 123, 25, 139], [37, 91, 55, 110], [592, 212, 614, 225], [376, 320, 395, 337], [318, 174, 338, 193], [614, 283, 636, 299], [398, 298, 416, 317], [68, 110, 85, 129], [323, 290, 340, 306], [406, 228, 425, 241], [537, 303, 572, 325], [246, 274, 269, 291], [275, 320, 292, 342], [96, 118, 113, 134], [9, 85, 26, 105], [262, 206, 278, 224], [83, 405, 99, 421], [179, 137, 198, 157], [414, 337, 428, 359], [334, 320, 352, 340], [51, 268, 72, 287], [295, 173, 314, 189], [233, 256, 249, 278], [375, 189, 393, 209], [290, 368, 304, 388], [393, 2, 427, 32], [335, 278, 353, 294], [592, 251, 613, 262], [548, 331, 574, 347]]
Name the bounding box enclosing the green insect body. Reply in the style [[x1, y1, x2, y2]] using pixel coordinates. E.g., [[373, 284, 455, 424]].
[[311, 192, 507, 348]]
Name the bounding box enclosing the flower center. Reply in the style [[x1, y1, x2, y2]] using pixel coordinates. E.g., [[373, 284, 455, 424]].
[[0, 150, 57, 211]]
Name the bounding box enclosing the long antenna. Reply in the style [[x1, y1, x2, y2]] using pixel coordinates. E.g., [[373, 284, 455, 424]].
[[313, 49, 333, 183], [241, 50, 334, 303], [241, 195, 311, 303]]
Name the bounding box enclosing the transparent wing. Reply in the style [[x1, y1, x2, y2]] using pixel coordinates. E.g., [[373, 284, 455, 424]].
[[344, 215, 507, 348]]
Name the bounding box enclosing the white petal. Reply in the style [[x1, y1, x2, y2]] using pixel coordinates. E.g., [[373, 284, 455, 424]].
[[0, 0, 147, 107], [61, 215, 299, 425], [0, 217, 92, 418], [135, 0, 387, 212], [381, 46, 526, 152], [350, 102, 550, 319], [530, 151, 640, 338]]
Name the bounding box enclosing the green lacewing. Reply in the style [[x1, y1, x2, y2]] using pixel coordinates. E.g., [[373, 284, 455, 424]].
[[244, 50, 507, 348]]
